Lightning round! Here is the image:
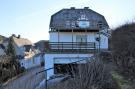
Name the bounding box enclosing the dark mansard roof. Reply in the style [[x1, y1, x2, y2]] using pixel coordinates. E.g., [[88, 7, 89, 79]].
[[50, 7, 109, 30]]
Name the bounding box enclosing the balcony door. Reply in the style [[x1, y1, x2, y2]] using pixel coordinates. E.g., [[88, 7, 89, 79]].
[[76, 35, 87, 43]]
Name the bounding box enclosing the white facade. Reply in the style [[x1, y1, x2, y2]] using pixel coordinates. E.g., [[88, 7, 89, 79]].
[[45, 32, 108, 78], [20, 54, 43, 69], [50, 32, 108, 49], [44, 30, 109, 79], [44, 7, 109, 79]]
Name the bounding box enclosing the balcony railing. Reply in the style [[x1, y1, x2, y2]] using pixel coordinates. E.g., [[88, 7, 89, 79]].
[[45, 42, 96, 53]]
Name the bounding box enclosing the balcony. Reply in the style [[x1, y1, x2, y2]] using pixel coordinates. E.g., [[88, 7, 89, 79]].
[[45, 42, 97, 53]]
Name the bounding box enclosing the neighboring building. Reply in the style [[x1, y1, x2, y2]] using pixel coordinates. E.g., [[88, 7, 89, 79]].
[[0, 35, 42, 69], [0, 44, 6, 56], [34, 40, 49, 52], [44, 7, 110, 78], [0, 35, 36, 59], [0, 35, 8, 56], [20, 53, 44, 69], [12, 35, 34, 59]]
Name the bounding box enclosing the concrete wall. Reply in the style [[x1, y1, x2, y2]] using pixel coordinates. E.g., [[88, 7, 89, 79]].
[[44, 53, 93, 79]]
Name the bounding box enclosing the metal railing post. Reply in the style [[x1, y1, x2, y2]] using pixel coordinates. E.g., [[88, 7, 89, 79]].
[[45, 70, 47, 89]]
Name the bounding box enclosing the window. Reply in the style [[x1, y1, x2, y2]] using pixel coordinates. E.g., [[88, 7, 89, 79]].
[[77, 14, 89, 28], [78, 21, 90, 28], [76, 35, 87, 43]]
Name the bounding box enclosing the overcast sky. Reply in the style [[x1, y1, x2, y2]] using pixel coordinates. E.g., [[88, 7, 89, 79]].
[[0, 0, 135, 43]]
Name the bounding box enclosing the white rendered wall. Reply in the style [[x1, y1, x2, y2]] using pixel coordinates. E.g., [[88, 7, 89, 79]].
[[44, 53, 93, 79], [49, 32, 108, 49], [100, 34, 108, 49], [50, 32, 97, 42], [20, 55, 42, 69]]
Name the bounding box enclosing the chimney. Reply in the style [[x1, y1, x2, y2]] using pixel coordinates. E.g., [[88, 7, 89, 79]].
[[70, 7, 75, 9], [12, 34, 16, 37], [84, 7, 89, 9], [17, 35, 21, 39]]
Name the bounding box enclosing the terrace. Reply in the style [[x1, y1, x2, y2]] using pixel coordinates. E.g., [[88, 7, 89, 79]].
[[45, 42, 97, 53]]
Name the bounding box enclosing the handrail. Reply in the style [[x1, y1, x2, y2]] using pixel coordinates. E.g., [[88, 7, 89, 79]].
[[49, 42, 96, 48]]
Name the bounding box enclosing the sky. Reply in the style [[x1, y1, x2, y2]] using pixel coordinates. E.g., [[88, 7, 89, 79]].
[[0, 0, 135, 43]]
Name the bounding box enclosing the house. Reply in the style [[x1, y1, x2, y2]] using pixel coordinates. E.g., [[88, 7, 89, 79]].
[[0, 35, 8, 56], [11, 35, 43, 69], [12, 35, 34, 59], [0, 44, 6, 56], [44, 7, 109, 78]]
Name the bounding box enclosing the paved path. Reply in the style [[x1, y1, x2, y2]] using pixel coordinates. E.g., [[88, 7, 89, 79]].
[[1, 66, 45, 89]]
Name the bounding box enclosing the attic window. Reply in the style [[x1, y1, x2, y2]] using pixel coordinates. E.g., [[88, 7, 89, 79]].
[[78, 21, 90, 28]]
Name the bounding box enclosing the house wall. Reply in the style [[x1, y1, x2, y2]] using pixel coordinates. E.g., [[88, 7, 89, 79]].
[[13, 43, 25, 57], [44, 53, 93, 79], [100, 34, 108, 49], [20, 55, 43, 69], [49, 32, 108, 49], [50, 32, 96, 42]]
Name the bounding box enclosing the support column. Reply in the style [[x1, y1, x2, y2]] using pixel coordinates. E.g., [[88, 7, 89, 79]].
[[58, 29, 60, 50], [72, 29, 73, 51], [85, 29, 87, 51]]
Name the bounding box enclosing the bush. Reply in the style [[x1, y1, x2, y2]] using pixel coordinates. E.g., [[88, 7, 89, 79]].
[[99, 52, 112, 62], [111, 23, 135, 75], [0, 55, 23, 83], [49, 58, 119, 89], [20, 66, 26, 73]]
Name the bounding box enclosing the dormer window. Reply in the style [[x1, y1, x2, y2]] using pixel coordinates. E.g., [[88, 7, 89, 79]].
[[78, 21, 90, 28], [77, 14, 89, 28]]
